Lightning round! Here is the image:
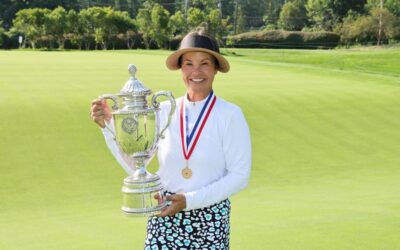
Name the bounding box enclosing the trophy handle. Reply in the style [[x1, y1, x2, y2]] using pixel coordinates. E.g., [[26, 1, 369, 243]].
[[151, 91, 176, 139], [99, 94, 119, 138]]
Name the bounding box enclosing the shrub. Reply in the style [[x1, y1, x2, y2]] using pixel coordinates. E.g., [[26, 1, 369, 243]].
[[227, 30, 340, 49]]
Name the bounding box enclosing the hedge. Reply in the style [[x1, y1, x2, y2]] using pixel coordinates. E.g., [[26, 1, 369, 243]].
[[227, 30, 340, 49]]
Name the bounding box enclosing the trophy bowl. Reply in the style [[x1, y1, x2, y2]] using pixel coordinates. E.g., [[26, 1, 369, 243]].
[[100, 64, 175, 216]]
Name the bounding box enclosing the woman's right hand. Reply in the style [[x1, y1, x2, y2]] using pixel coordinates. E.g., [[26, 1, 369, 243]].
[[90, 99, 112, 128]]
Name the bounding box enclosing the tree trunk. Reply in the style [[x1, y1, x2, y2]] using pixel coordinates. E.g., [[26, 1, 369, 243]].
[[58, 38, 65, 50]]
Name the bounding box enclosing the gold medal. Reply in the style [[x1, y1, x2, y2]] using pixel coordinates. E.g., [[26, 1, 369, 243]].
[[180, 93, 216, 181], [182, 166, 192, 179]]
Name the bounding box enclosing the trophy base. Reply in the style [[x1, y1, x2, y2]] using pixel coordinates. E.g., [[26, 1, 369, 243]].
[[122, 202, 168, 217], [121, 171, 167, 217]]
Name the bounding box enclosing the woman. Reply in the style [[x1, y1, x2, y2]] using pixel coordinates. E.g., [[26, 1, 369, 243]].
[[91, 30, 251, 249]]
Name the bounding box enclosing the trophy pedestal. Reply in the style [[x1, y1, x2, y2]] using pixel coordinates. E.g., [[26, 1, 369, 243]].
[[121, 170, 167, 216]]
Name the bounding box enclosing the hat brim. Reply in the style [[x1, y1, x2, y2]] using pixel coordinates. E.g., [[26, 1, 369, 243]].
[[166, 48, 230, 73]]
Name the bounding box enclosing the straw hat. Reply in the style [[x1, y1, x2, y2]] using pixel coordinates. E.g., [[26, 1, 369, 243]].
[[166, 31, 230, 73]]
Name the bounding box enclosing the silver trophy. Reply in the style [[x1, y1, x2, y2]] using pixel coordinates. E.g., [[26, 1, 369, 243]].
[[100, 64, 175, 216]]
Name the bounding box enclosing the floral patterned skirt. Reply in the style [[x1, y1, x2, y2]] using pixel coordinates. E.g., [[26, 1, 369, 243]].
[[144, 196, 231, 250]]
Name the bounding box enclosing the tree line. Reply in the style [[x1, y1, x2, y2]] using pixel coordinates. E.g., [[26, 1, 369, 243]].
[[0, 0, 399, 49]]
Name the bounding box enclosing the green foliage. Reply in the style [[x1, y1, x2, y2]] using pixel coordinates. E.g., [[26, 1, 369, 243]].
[[0, 0, 79, 29], [336, 7, 399, 45], [136, 1, 170, 49], [206, 9, 231, 41], [79, 7, 110, 49], [306, 0, 336, 30], [366, 0, 400, 16], [45, 7, 68, 49], [235, 0, 267, 28], [150, 3, 170, 48], [11, 6, 136, 50], [12, 8, 51, 49], [187, 7, 206, 30], [0, 23, 4, 47], [3, 0, 399, 49], [307, 0, 367, 31], [169, 11, 186, 36], [136, 2, 170, 49], [136, 6, 152, 49], [191, 0, 218, 10], [264, 0, 284, 26], [233, 5, 246, 34], [228, 30, 340, 49], [278, 0, 308, 31]]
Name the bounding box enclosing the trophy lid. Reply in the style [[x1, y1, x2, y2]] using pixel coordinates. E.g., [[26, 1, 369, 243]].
[[119, 64, 152, 96]]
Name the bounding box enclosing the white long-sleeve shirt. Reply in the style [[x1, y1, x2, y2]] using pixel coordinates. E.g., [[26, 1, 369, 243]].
[[102, 93, 251, 211]]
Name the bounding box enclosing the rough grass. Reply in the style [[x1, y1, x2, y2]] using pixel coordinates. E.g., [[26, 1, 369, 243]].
[[0, 48, 399, 249]]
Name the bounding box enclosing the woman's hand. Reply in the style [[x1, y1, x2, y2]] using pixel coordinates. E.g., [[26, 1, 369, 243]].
[[156, 193, 187, 217], [90, 99, 112, 128]]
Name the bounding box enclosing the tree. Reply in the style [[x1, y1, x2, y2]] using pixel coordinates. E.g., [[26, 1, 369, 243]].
[[169, 10, 187, 36], [278, 0, 308, 31], [306, 0, 335, 30], [77, 7, 134, 50], [307, 0, 367, 31], [0, 0, 79, 30], [106, 9, 136, 49], [336, 7, 398, 44], [236, 0, 268, 29], [233, 4, 246, 34], [135, 2, 170, 49], [187, 7, 206, 30], [366, 0, 400, 16], [12, 8, 50, 48], [0, 21, 4, 47], [264, 0, 286, 27], [191, 0, 218, 11], [117, 29, 137, 49], [150, 3, 170, 48], [113, 0, 144, 17], [45, 7, 68, 49], [65, 9, 82, 49], [78, 7, 99, 49], [135, 4, 153, 48], [206, 9, 231, 41], [369, 7, 399, 43]]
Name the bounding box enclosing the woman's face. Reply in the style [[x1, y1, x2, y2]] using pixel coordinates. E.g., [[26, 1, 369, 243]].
[[180, 51, 217, 99]]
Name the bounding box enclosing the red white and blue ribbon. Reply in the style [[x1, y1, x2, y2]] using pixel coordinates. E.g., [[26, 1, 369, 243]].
[[180, 91, 217, 161]]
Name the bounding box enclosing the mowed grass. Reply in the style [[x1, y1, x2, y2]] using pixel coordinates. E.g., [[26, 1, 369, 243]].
[[0, 48, 399, 249]]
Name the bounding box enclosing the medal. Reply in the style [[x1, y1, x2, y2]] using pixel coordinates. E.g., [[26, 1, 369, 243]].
[[180, 91, 217, 179], [182, 166, 192, 179]]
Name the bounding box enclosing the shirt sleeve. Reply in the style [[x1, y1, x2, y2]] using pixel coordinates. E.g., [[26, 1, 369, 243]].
[[101, 120, 135, 175], [183, 108, 252, 210]]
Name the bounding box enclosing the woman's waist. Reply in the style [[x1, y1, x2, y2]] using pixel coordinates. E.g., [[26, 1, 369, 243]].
[[158, 168, 226, 193]]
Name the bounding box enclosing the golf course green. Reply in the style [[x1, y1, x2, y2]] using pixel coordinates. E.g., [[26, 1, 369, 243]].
[[0, 47, 399, 249]]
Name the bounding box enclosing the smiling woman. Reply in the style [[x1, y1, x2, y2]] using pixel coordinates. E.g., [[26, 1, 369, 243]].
[[90, 29, 252, 249]]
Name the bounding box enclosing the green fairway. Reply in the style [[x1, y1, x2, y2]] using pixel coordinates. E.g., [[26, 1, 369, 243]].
[[0, 48, 399, 249]]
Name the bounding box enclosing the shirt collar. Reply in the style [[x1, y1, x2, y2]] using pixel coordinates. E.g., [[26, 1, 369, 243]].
[[184, 92, 212, 107]]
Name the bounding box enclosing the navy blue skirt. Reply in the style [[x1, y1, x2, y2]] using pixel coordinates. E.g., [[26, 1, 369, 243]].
[[144, 195, 231, 250]]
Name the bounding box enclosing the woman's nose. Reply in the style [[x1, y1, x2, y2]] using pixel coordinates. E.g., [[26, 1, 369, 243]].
[[191, 65, 201, 73]]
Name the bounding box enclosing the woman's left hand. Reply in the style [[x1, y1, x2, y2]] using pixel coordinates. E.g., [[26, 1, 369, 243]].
[[157, 193, 187, 217]]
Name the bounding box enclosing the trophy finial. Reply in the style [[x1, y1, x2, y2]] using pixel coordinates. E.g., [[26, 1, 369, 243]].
[[128, 64, 137, 77], [120, 64, 151, 97]]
